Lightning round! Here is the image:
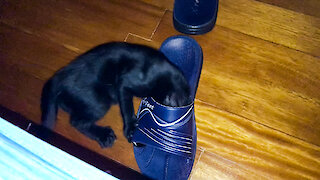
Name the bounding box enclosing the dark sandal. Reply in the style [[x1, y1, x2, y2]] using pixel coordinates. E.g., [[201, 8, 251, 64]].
[[173, 0, 219, 35], [132, 36, 203, 180]]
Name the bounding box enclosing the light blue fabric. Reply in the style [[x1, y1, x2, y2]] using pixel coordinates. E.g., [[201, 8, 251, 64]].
[[0, 117, 118, 180]]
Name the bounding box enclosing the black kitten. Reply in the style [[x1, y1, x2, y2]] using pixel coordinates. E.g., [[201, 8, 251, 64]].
[[41, 42, 191, 148]]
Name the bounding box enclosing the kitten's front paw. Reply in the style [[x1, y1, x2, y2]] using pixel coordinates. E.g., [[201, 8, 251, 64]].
[[97, 127, 117, 148], [124, 119, 138, 143]]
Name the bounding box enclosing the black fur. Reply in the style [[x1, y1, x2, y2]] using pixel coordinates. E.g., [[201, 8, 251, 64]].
[[41, 42, 191, 148]]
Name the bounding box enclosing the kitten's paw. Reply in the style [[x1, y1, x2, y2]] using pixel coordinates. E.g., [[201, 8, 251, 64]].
[[97, 128, 117, 148], [124, 120, 138, 143]]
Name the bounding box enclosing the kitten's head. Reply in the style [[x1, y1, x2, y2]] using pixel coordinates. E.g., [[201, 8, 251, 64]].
[[160, 72, 192, 107], [152, 66, 192, 107]]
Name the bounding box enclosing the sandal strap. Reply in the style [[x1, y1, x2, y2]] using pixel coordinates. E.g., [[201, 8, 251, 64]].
[[132, 97, 194, 158]]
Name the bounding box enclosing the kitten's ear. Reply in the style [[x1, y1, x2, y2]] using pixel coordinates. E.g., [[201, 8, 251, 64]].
[[163, 94, 171, 106], [163, 93, 178, 107]]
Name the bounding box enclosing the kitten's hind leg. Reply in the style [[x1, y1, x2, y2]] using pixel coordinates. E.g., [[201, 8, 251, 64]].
[[70, 115, 117, 148]]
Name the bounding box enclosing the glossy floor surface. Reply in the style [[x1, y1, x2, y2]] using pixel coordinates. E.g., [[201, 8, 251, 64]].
[[0, 0, 319, 179]]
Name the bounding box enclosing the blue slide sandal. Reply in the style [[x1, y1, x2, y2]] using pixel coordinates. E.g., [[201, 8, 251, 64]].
[[132, 36, 203, 180], [173, 0, 219, 35]]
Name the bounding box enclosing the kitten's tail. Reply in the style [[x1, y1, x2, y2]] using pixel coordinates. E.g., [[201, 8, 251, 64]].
[[41, 78, 58, 130]]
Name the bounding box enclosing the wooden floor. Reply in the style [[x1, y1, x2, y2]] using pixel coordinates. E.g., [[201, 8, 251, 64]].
[[1, 0, 320, 179]]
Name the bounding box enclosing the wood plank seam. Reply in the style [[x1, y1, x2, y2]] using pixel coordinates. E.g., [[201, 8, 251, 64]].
[[124, 33, 152, 42], [189, 147, 205, 179], [150, 9, 168, 39], [125, 7, 167, 42], [255, 0, 320, 18], [195, 99, 320, 148]]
